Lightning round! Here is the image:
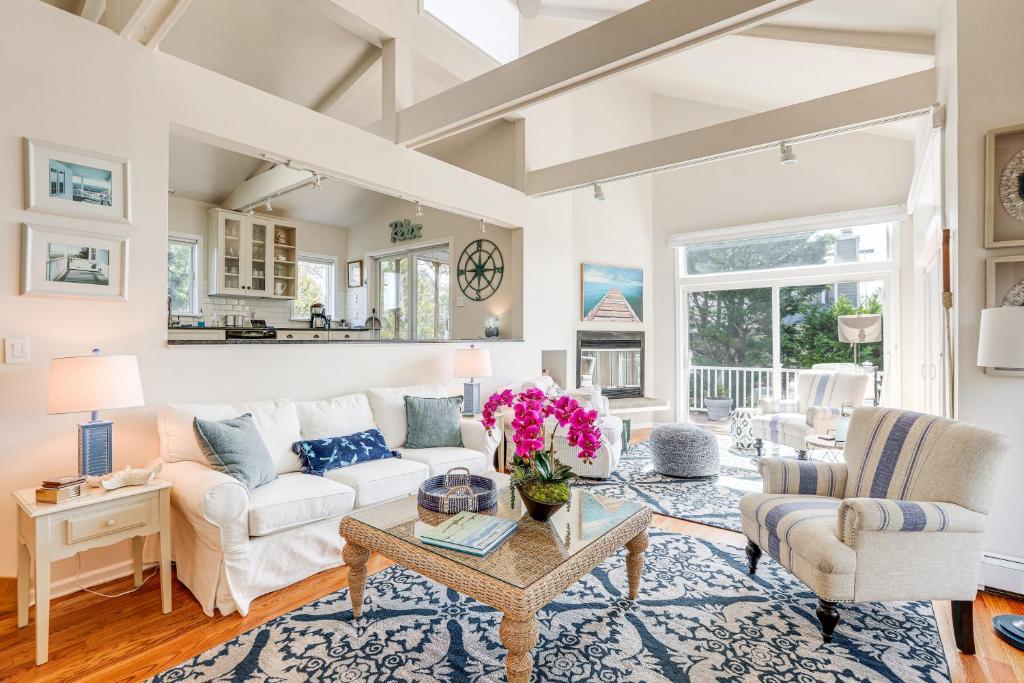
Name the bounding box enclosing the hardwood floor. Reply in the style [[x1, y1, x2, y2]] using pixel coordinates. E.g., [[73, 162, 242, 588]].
[[1, 433, 1020, 682]]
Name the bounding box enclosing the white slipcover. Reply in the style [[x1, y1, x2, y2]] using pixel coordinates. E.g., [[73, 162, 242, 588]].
[[247, 473, 355, 537], [324, 458, 430, 507], [366, 384, 450, 447]]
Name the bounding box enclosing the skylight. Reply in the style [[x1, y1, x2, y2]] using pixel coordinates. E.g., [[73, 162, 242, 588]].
[[424, 0, 520, 64]]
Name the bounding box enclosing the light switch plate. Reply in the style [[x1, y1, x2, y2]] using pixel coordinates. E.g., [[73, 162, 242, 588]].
[[456, 296, 465, 308], [4, 337, 29, 364]]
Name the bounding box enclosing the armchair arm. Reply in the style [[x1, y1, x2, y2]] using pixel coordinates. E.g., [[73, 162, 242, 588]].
[[837, 498, 986, 548], [461, 417, 501, 463], [758, 457, 848, 497], [159, 459, 251, 551], [806, 405, 842, 432], [759, 397, 799, 415]]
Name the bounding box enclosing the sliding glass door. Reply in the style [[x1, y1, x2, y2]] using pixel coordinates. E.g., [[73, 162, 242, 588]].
[[376, 244, 451, 341]]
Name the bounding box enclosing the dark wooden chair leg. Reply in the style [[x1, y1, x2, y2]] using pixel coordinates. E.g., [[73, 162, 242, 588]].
[[797, 449, 808, 461], [816, 599, 840, 643], [754, 439, 763, 457], [745, 541, 762, 574], [951, 600, 976, 654]]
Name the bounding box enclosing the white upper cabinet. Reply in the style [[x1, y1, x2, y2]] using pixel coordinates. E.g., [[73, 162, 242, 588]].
[[208, 209, 298, 299]]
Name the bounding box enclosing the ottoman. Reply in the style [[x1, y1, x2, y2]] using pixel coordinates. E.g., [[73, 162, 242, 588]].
[[650, 423, 720, 478]]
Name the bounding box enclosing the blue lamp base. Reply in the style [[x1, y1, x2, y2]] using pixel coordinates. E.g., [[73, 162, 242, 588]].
[[463, 380, 482, 416], [78, 420, 113, 477]]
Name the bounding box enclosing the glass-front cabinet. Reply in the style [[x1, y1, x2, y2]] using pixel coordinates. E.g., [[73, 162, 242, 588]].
[[208, 209, 297, 299]]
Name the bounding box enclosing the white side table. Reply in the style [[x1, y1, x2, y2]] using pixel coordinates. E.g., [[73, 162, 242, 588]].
[[13, 480, 172, 665], [804, 435, 845, 463]]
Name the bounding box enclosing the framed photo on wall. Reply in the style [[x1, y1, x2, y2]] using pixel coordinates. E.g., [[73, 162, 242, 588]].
[[25, 138, 132, 224], [580, 263, 644, 323], [984, 123, 1024, 247], [347, 259, 364, 288], [21, 224, 129, 300], [984, 254, 1024, 376]]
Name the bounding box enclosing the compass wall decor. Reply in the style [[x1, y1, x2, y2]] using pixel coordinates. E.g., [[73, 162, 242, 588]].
[[457, 238, 504, 301]]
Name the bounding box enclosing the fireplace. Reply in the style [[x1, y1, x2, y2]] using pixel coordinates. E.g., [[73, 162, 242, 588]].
[[576, 331, 644, 399]]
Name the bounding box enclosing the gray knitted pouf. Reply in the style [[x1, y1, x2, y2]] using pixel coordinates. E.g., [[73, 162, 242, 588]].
[[650, 423, 720, 478]]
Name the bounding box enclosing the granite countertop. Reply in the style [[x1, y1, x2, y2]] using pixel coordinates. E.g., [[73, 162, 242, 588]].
[[168, 326, 372, 332], [168, 337, 523, 346]]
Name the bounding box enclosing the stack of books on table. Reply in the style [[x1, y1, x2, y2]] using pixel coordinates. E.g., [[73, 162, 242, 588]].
[[419, 511, 518, 556], [36, 475, 86, 504]]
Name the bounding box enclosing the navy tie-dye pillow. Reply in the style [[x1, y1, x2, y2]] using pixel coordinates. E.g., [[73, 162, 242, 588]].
[[291, 428, 400, 476]]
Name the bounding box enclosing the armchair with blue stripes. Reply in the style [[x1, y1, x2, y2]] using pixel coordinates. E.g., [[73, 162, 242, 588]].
[[741, 407, 1008, 652]]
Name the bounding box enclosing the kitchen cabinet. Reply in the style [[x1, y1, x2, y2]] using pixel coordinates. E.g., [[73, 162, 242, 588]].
[[328, 330, 372, 341], [208, 209, 298, 299], [278, 330, 328, 341], [168, 328, 225, 341]]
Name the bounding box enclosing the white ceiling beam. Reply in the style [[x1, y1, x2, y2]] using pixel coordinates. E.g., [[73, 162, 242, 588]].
[[119, 0, 193, 48], [740, 24, 934, 55], [526, 68, 936, 196], [314, 45, 382, 114], [223, 164, 314, 213], [380, 38, 414, 141], [397, 0, 815, 148], [75, 0, 106, 23]]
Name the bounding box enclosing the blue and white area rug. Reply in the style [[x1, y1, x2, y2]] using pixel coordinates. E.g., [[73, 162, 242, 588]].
[[152, 531, 948, 682], [576, 441, 769, 532]]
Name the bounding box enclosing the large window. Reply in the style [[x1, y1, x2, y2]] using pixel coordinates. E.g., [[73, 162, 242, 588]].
[[375, 244, 451, 341], [292, 253, 336, 320], [424, 0, 520, 64], [168, 234, 200, 316]]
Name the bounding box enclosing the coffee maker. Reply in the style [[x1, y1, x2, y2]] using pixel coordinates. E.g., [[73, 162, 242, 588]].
[[310, 303, 330, 329]]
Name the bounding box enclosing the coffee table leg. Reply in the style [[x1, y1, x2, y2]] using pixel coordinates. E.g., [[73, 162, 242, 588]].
[[499, 612, 539, 683], [626, 530, 649, 600], [342, 542, 370, 617]]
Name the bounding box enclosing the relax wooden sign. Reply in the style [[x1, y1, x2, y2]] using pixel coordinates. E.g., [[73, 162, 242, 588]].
[[389, 218, 423, 243]]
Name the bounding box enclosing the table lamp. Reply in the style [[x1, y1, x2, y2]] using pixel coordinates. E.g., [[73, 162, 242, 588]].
[[838, 313, 882, 364], [454, 345, 492, 415], [48, 349, 145, 476]]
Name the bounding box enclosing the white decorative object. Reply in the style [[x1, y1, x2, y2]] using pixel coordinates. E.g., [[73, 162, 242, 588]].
[[978, 306, 1024, 376], [87, 463, 163, 490], [25, 138, 131, 223], [21, 224, 128, 301], [13, 480, 172, 664]]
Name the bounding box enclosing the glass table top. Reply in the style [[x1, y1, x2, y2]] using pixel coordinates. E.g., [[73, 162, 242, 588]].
[[344, 473, 648, 590]]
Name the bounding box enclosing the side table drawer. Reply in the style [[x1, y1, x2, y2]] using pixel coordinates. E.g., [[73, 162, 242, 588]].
[[66, 501, 150, 544]]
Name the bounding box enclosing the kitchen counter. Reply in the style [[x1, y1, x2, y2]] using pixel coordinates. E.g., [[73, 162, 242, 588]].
[[166, 327, 522, 346]]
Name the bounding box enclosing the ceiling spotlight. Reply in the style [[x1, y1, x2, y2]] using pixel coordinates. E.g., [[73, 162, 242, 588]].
[[312, 173, 322, 191], [415, 201, 423, 217], [264, 200, 273, 212], [247, 209, 254, 217], [593, 183, 606, 201], [480, 218, 487, 234], [168, 187, 177, 195], [779, 141, 797, 166]]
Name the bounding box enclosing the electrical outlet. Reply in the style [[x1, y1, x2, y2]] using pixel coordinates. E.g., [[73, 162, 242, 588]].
[[4, 337, 30, 364]]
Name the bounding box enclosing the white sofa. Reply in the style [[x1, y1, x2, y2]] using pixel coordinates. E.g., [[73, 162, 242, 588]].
[[153, 384, 500, 617]]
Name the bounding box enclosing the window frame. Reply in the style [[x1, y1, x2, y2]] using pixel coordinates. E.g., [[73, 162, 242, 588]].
[[167, 232, 202, 317], [367, 238, 454, 341], [291, 252, 338, 321]]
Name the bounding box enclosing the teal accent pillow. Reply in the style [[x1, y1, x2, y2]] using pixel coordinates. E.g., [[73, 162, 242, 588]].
[[404, 396, 464, 449], [193, 413, 277, 491]]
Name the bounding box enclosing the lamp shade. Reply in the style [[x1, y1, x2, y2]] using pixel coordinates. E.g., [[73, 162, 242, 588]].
[[48, 353, 145, 415], [454, 346, 492, 379], [978, 307, 1024, 369], [838, 314, 882, 344]]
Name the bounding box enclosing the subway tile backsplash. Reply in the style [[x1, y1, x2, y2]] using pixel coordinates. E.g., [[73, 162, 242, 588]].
[[181, 295, 302, 328]]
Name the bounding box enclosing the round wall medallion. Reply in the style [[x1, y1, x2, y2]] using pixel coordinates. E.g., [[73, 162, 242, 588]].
[[1002, 279, 1024, 306], [457, 239, 504, 302], [999, 149, 1024, 222]]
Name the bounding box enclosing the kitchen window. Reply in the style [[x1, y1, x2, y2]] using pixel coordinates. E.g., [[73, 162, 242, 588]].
[[292, 253, 337, 320], [167, 233, 200, 316]]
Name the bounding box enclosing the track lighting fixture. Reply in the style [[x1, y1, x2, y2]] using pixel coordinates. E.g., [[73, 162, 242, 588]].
[[480, 218, 486, 234], [593, 183, 606, 201], [779, 141, 797, 166], [264, 200, 273, 212], [415, 201, 423, 217], [312, 173, 322, 191]]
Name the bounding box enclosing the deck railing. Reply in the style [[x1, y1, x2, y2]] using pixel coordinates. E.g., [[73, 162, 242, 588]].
[[688, 365, 882, 412]]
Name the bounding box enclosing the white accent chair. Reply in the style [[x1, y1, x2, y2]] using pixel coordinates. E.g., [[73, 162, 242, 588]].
[[751, 370, 869, 459]]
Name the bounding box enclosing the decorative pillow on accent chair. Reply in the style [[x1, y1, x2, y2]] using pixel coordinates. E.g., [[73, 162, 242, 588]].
[[291, 428, 400, 476], [404, 395, 465, 449], [193, 413, 277, 491]]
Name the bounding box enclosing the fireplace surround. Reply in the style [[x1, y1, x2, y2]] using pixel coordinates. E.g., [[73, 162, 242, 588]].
[[576, 331, 644, 399]]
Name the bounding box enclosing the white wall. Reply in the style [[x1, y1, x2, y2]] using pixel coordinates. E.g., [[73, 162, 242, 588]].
[[938, 0, 1024, 592], [651, 94, 918, 421], [0, 0, 563, 586]]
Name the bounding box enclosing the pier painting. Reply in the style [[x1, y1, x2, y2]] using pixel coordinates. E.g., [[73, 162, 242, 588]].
[[581, 263, 643, 322]]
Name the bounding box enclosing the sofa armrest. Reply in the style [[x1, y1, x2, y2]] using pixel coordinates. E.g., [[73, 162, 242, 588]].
[[461, 418, 501, 463], [806, 405, 841, 431], [160, 459, 251, 551], [759, 398, 798, 415], [837, 498, 986, 548], [758, 457, 848, 497]]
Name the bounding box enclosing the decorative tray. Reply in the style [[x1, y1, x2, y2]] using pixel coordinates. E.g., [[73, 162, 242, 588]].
[[418, 467, 498, 514]]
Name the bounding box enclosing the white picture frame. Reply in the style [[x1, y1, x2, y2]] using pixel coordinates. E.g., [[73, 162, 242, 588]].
[[985, 254, 1024, 377], [25, 138, 132, 224], [21, 224, 129, 301], [984, 123, 1024, 248]]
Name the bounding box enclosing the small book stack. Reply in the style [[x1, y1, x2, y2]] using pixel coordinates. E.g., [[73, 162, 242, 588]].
[[36, 475, 86, 504], [419, 511, 518, 556]]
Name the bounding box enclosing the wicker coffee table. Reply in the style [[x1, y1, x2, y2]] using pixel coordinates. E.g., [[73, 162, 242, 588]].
[[339, 473, 651, 683]]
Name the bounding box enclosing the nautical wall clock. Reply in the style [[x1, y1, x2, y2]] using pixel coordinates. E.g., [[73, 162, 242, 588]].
[[457, 239, 504, 302]]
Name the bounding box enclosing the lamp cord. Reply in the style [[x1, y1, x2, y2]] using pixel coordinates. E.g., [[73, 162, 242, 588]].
[[74, 552, 158, 598]]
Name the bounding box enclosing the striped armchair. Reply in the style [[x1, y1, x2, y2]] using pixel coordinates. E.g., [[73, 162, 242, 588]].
[[740, 407, 1008, 651], [751, 370, 869, 459]]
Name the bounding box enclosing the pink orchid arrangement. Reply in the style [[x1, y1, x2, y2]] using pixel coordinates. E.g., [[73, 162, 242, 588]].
[[482, 388, 603, 463]]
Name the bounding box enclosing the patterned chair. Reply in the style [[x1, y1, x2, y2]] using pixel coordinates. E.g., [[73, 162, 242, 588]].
[[741, 407, 1008, 651], [751, 370, 869, 459]]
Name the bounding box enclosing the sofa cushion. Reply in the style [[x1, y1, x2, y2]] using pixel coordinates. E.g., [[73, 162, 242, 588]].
[[366, 384, 448, 448], [404, 395, 464, 449], [160, 400, 303, 474], [248, 472, 355, 536], [193, 414, 277, 491], [292, 428, 400, 476], [325, 458, 429, 507], [295, 392, 376, 440], [398, 447, 487, 476]]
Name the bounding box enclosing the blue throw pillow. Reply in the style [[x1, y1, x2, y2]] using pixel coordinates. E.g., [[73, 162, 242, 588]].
[[291, 428, 400, 476]]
